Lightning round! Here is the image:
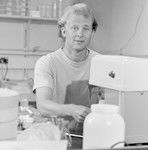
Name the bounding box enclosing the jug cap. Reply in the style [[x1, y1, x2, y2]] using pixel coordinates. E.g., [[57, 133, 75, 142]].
[[91, 104, 119, 114]]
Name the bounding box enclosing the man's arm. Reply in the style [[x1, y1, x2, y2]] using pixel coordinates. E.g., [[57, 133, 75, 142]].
[[36, 87, 91, 122]]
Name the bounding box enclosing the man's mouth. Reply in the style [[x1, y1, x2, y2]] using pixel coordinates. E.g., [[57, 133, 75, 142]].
[[74, 40, 84, 44]]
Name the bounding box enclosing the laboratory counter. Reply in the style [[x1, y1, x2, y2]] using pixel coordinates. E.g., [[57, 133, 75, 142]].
[[71, 147, 148, 150], [70, 138, 148, 150], [27, 101, 148, 150]]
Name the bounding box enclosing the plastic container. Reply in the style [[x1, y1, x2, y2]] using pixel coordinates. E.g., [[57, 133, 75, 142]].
[[0, 88, 19, 140], [83, 104, 125, 149]]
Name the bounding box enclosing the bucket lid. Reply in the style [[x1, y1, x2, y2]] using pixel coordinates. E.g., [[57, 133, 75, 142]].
[[91, 104, 119, 114], [0, 88, 19, 97]]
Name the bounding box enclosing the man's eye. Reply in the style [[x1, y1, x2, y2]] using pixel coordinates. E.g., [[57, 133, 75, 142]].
[[72, 26, 79, 31], [83, 27, 90, 31]]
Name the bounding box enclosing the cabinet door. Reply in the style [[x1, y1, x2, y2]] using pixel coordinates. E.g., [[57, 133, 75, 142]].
[[0, 21, 24, 49], [29, 23, 60, 51]]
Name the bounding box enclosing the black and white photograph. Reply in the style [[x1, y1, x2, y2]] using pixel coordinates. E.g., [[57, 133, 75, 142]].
[[0, 0, 148, 149]]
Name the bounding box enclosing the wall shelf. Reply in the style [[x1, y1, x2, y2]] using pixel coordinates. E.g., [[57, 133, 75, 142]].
[[0, 48, 54, 53], [0, 14, 57, 23], [0, 50, 50, 56]]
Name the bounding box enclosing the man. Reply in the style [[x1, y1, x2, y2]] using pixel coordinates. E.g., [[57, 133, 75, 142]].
[[33, 3, 99, 125]]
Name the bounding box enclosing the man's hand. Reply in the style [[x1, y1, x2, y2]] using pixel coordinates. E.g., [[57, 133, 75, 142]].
[[36, 87, 91, 122], [68, 104, 91, 122]]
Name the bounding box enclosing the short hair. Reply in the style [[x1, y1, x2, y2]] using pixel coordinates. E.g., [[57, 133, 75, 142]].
[[58, 3, 98, 39]]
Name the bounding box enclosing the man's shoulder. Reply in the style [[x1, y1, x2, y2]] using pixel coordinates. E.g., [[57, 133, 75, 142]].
[[37, 48, 61, 64]]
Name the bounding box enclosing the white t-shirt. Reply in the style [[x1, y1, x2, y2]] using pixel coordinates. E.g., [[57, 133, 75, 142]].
[[33, 48, 98, 107]]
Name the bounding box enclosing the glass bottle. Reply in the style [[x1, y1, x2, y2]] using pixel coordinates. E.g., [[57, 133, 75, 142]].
[[6, 0, 12, 15], [19, 98, 33, 130]]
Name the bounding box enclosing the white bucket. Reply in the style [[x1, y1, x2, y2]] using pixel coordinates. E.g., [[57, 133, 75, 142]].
[[0, 88, 19, 140]]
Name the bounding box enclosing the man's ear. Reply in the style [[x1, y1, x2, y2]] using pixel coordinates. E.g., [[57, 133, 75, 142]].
[[90, 31, 95, 45], [61, 27, 66, 38]]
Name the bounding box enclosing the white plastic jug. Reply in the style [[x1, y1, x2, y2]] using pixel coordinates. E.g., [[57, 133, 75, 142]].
[[83, 104, 125, 149]]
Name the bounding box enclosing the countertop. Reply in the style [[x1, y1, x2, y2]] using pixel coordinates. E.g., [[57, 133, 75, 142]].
[[71, 147, 148, 150], [70, 136, 148, 150], [25, 102, 148, 150]]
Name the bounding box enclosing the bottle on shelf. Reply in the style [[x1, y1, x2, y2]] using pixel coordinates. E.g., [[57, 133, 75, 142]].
[[25, 0, 30, 16], [40, 0, 46, 18], [57, 0, 62, 18], [39, 0, 56, 19], [0, 0, 7, 15], [6, 0, 12, 15], [15, 0, 20, 16], [46, 1, 52, 18], [52, 0, 57, 18], [29, 0, 40, 18], [20, 0, 27, 16]]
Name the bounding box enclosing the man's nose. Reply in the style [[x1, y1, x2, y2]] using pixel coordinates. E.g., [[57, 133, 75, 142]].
[[76, 28, 84, 37]]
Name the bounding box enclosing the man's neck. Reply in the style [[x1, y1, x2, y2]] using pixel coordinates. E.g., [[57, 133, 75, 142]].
[[62, 47, 89, 62]]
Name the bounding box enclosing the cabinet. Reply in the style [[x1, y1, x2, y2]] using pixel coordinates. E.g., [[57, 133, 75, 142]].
[[0, 0, 72, 80]]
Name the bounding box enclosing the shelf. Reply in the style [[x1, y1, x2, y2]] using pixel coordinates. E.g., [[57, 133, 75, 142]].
[[0, 48, 54, 56], [0, 68, 34, 70], [0, 14, 58, 23]]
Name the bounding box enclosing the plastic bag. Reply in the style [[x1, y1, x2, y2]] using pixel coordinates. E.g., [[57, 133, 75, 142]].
[[17, 122, 61, 141]]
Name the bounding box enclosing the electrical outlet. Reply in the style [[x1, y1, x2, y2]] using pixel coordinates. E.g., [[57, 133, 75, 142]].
[[0, 57, 8, 64], [4, 57, 8, 64]]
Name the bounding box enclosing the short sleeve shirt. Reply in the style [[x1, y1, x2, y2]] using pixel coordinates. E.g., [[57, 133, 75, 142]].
[[33, 48, 99, 107]]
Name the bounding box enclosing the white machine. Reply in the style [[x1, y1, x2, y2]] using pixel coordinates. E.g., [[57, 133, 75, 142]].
[[89, 54, 148, 144]]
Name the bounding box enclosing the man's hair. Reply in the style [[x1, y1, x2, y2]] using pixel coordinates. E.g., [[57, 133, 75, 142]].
[[58, 3, 98, 39]]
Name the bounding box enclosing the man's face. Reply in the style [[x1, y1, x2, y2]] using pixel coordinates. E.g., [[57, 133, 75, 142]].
[[63, 14, 93, 51]]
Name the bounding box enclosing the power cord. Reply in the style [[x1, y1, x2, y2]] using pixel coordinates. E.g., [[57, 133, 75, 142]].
[[119, 4, 144, 55], [0, 57, 8, 81], [110, 141, 127, 149]]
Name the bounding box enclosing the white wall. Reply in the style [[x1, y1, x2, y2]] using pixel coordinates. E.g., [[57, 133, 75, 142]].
[[110, 0, 147, 56], [85, 0, 148, 56], [79, 0, 112, 53]]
